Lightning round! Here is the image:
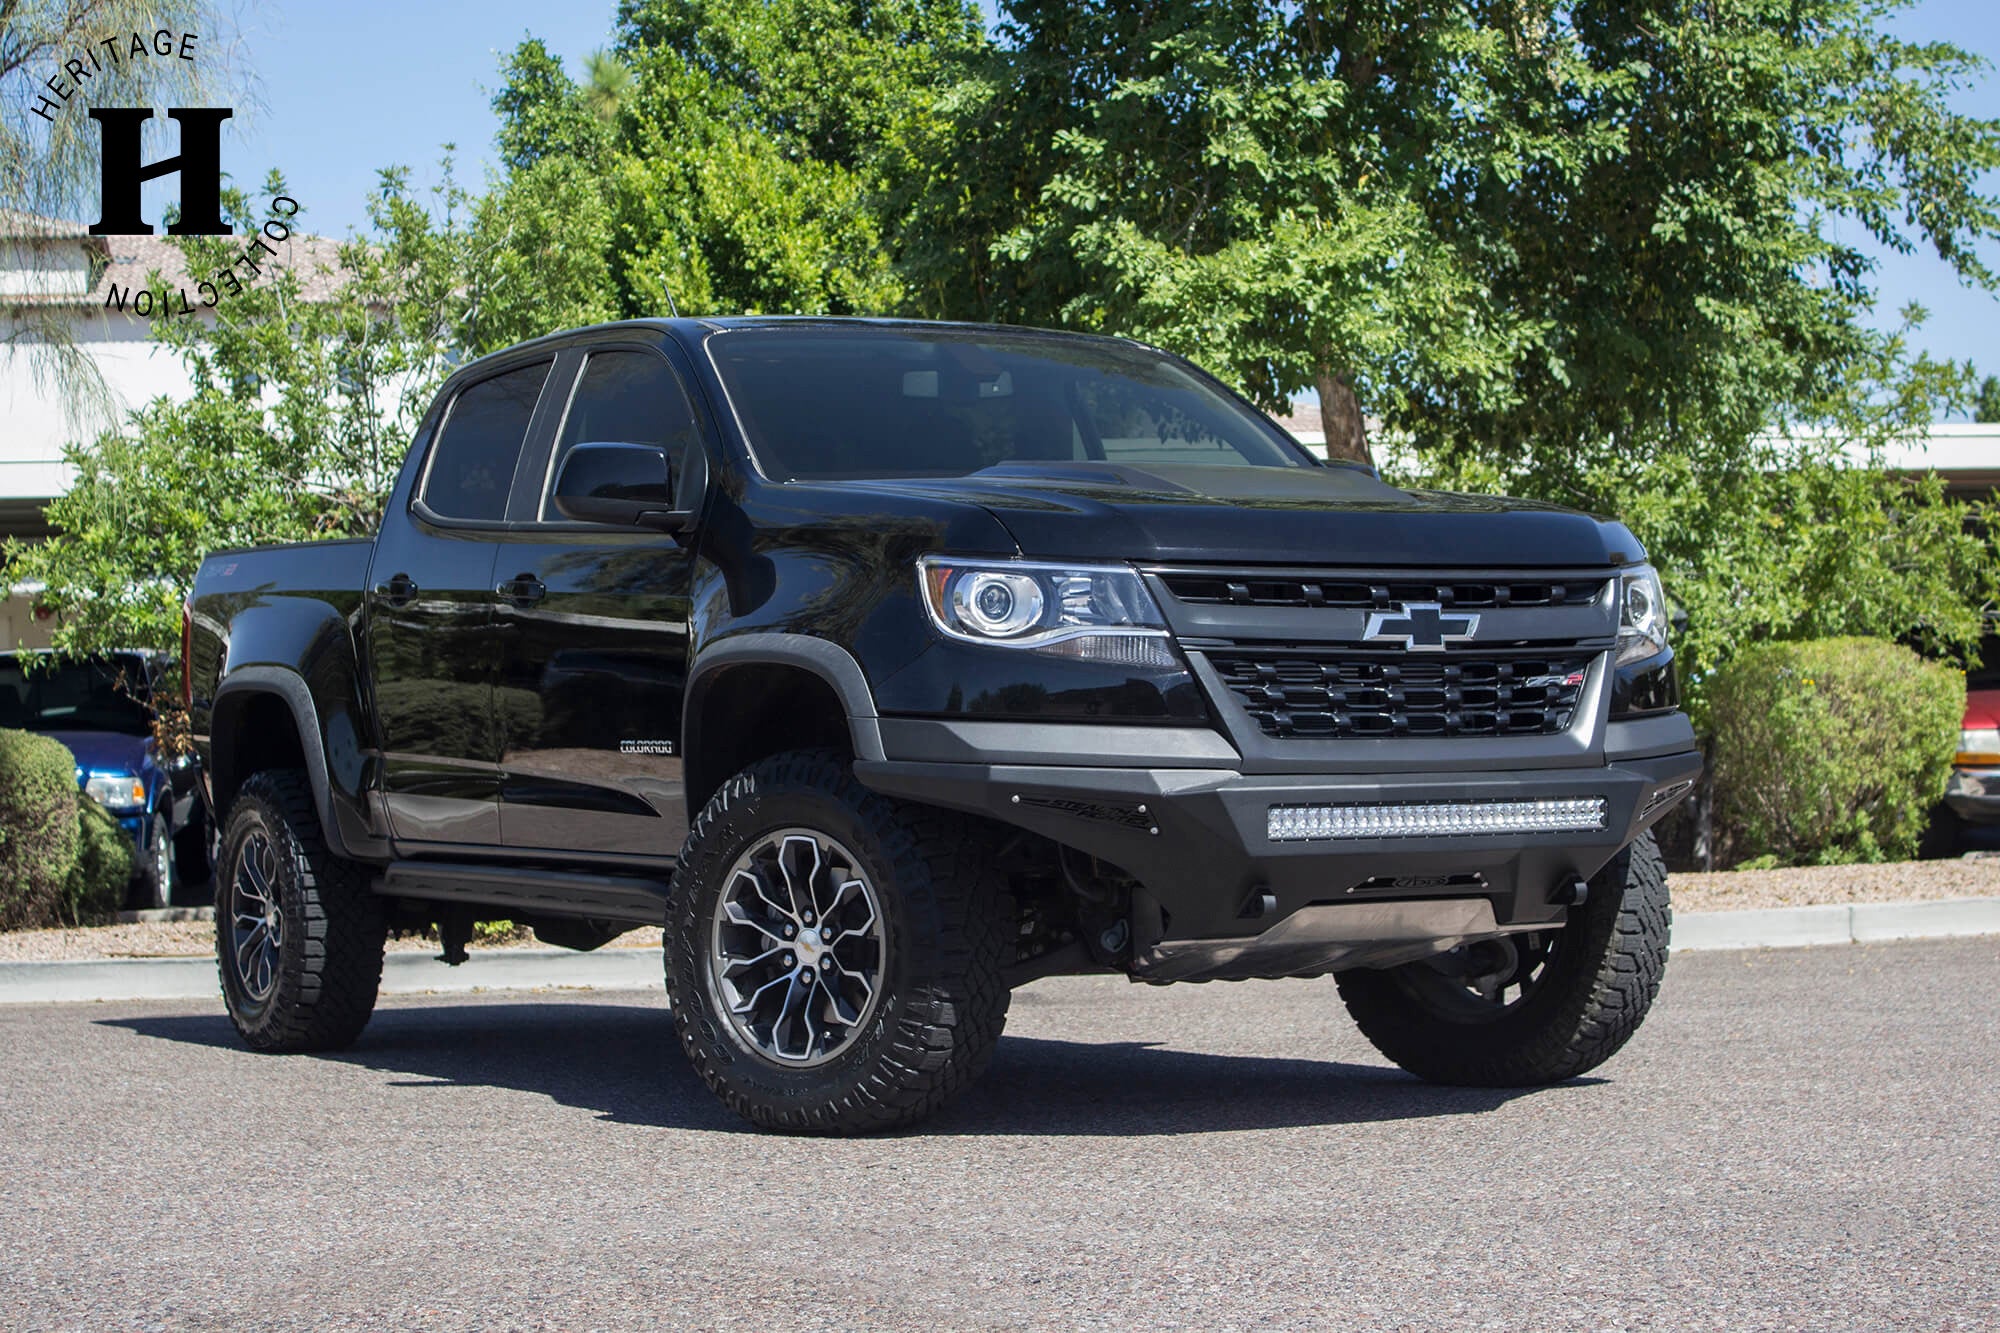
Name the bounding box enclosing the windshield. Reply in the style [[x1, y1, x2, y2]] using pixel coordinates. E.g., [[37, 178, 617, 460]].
[[707, 326, 1310, 480], [0, 655, 155, 736]]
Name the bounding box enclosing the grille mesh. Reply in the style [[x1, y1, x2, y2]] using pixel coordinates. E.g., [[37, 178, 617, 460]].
[[1210, 650, 1594, 740]]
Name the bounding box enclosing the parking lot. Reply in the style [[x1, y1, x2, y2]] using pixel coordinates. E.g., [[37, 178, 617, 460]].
[[1, 937, 1994, 1331]]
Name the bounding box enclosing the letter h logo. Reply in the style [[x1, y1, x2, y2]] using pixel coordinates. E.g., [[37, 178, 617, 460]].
[[88, 107, 234, 236]]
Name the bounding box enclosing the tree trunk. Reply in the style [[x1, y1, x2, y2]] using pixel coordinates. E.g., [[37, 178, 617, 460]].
[[1314, 365, 1373, 467]]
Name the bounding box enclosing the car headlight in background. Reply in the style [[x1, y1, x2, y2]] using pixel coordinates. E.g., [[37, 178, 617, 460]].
[[1614, 564, 1669, 666], [83, 772, 146, 814], [1957, 729, 2000, 766], [918, 557, 1181, 668]]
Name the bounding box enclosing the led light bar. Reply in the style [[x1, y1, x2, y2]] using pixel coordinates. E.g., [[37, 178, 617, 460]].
[[1268, 797, 1607, 842]]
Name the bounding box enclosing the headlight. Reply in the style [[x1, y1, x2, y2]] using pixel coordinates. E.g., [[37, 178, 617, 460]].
[[1958, 728, 2000, 766], [1614, 564, 1669, 667], [918, 557, 1180, 668], [84, 772, 146, 813]]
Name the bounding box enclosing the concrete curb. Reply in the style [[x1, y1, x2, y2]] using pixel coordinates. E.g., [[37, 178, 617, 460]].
[[2, 900, 1996, 1005], [1669, 897, 2000, 952], [0, 946, 662, 1005]]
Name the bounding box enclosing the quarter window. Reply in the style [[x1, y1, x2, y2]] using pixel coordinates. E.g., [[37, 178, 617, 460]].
[[423, 361, 550, 522]]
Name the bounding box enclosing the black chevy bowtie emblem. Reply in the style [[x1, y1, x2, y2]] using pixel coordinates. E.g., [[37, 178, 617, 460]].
[[1361, 601, 1480, 651]]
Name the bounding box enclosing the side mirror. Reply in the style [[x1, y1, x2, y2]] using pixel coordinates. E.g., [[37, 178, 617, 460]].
[[551, 442, 684, 530]]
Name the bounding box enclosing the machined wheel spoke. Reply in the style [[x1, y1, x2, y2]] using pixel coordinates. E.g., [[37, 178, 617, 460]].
[[235, 922, 267, 976], [737, 866, 795, 928], [730, 969, 795, 1018], [723, 899, 792, 947], [720, 943, 788, 979], [776, 835, 823, 921]]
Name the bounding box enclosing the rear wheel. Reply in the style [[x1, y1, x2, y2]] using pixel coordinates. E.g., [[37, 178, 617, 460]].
[[1337, 832, 1670, 1086], [216, 770, 385, 1052], [664, 750, 1012, 1134]]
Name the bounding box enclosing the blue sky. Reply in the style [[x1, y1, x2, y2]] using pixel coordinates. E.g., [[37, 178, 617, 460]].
[[221, 0, 2000, 393]]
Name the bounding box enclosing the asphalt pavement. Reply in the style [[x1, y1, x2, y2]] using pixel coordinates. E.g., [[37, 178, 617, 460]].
[[0, 938, 1994, 1331]]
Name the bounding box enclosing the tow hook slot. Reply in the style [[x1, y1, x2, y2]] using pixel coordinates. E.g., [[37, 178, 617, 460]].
[[1237, 887, 1278, 920], [1552, 874, 1589, 908]]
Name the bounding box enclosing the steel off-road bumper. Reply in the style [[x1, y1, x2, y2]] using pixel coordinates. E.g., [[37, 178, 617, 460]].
[[855, 716, 1701, 983]]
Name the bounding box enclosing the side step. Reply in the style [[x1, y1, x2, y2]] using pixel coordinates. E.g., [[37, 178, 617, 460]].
[[377, 861, 670, 925]]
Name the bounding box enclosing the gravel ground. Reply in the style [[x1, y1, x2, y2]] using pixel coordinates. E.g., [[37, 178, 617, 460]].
[[1670, 855, 2000, 911], [0, 937, 1993, 1331]]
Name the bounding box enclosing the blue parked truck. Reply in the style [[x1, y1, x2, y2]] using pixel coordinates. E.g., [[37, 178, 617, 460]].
[[0, 650, 211, 906]]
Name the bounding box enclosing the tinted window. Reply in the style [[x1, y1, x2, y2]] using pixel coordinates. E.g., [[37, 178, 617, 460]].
[[706, 327, 1306, 480], [544, 350, 700, 517], [0, 654, 154, 735], [423, 361, 550, 521]]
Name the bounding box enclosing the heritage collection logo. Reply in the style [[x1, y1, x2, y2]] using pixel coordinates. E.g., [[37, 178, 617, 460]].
[[26, 26, 301, 318]]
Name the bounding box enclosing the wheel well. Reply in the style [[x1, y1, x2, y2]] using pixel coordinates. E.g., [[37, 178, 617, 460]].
[[685, 664, 851, 814], [208, 691, 308, 821]]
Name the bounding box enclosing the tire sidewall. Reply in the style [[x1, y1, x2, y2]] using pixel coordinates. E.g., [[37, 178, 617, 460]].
[[667, 767, 949, 1122]]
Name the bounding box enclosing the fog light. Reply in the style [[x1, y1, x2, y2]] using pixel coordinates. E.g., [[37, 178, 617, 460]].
[[1268, 798, 1607, 841]]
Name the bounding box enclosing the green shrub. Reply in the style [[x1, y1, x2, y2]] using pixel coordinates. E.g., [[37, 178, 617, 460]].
[[65, 795, 135, 922], [0, 729, 83, 930], [1707, 637, 1962, 866]]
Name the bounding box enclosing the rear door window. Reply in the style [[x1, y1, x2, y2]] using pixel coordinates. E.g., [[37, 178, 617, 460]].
[[423, 361, 552, 522]]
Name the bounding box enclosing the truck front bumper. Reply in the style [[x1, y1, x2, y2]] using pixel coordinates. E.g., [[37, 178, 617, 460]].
[[855, 716, 1701, 981]]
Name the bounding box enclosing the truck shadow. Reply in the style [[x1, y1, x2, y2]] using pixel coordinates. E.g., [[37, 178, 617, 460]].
[[104, 1000, 1582, 1137]]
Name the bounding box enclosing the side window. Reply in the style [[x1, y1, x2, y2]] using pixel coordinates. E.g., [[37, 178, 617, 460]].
[[422, 361, 551, 522], [544, 350, 700, 517]]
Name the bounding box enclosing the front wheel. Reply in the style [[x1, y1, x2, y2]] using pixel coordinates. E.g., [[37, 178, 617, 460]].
[[664, 750, 1012, 1134], [1336, 832, 1670, 1086], [142, 812, 174, 910]]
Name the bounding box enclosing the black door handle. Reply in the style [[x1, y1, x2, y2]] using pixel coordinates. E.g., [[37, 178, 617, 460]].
[[375, 573, 417, 607], [497, 573, 546, 607]]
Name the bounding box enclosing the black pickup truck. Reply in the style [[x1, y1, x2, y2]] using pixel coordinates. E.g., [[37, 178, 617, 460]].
[[186, 317, 1699, 1133]]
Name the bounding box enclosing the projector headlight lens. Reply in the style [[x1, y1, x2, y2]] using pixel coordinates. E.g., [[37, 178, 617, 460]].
[[1615, 564, 1669, 667], [918, 557, 1180, 669]]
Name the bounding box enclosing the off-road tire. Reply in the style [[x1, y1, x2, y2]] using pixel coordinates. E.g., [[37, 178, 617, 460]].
[[664, 749, 1012, 1134], [1336, 832, 1670, 1086], [216, 770, 386, 1052]]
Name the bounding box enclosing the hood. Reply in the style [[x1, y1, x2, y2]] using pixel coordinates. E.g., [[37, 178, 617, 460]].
[[37, 729, 151, 777], [840, 462, 1642, 568]]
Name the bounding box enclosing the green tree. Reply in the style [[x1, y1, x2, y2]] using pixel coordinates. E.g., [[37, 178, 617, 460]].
[[487, 0, 982, 320], [913, 0, 2000, 475], [1977, 374, 2000, 424]]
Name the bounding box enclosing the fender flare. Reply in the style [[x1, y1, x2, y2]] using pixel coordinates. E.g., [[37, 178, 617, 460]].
[[209, 666, 349, 857], [683, 634, 885, 764]]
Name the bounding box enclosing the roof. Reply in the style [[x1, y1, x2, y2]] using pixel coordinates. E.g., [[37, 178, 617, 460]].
[[0, 209, 349, 308]]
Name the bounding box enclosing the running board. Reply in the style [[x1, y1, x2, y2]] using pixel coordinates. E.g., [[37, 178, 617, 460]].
[[377, 861, 670, 925]]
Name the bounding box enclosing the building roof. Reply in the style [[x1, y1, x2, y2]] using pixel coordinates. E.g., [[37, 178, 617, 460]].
[[0, 210, 348, 308]]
